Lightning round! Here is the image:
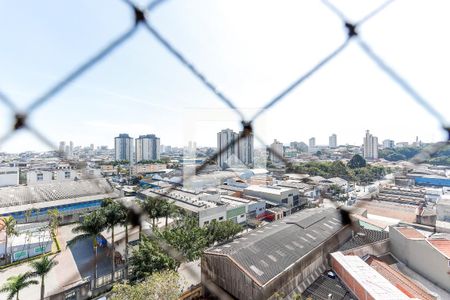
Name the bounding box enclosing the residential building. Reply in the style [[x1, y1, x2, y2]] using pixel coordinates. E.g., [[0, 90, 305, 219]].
[[217, 129, 239, 169], [114, 133, 134, 162], [363, 130, 378, 160], [329, 133, 337, 148], [269, 139, 284, 164], [0, 167, 19, 187], [390, 225, 450, 292], [135, 134, 160, 162], [382, 139, 395, 149], [58, 141, 65, 153], [217, 129, 254, 169], [202, 208, 353, 299], [238, 132, 254, 167], [309, 137, 316, 148], [26, 170, 52, 185], [54, 169, 77, 181]]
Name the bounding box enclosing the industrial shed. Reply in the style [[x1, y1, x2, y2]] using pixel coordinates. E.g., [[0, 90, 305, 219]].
[[202, 208, 353, 299]]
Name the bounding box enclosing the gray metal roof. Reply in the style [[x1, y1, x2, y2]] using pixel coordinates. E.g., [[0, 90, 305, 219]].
[[204, 207, 346, 286]]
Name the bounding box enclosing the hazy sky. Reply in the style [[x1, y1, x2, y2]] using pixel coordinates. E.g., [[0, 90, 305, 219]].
[[0, 0, 449, 153]]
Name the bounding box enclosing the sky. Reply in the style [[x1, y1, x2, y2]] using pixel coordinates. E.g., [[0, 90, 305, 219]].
[[0, 0, 449, 153]]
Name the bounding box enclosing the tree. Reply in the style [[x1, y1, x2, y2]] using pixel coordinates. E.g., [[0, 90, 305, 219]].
[[130, 237, 179, 280], [159, 200, 177, 228], [117, 204, 132, 279], [0, 272, 38, 300], [141, 197, 163, 229], [159, 217, 208, 261], [348, 154, 366, 169], [205, 220, 242, 244], [111, 270, 182, 300], [47, 209, 59, 235], [101, 199, 127, 281], [29, 256, 58, 300], [66, 211, 107, 286], [1, 216, 18, 263]]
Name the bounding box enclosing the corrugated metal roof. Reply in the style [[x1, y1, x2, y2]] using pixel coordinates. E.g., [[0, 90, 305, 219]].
[[204, 208, 345, 286]]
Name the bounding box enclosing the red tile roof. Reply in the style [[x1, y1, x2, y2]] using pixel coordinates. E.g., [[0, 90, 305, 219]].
[[367, 257, 436, 300], [428, 239, 450, 259], [397, 227, 425, 239]]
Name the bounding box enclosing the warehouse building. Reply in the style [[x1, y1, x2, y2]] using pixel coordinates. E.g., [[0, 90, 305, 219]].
[[0, 178, 117, 223], [202, 208, 353, 299]]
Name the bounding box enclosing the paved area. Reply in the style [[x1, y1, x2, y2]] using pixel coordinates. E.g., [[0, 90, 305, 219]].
[[0, 224, 82, 300], [178, 259, 201, 291]]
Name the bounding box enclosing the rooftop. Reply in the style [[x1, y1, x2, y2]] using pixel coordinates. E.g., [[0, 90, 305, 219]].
[[367, 256, 436, 300], [301, 274, 354, 300], [0, 178, 113, 208], [397, 227, 426, 239], [428, 239, 450, 259], [204, 208, 347, 286], [244, 185, 296, 195], [331, 252, 409, 300], [339, 229, 389, 252]]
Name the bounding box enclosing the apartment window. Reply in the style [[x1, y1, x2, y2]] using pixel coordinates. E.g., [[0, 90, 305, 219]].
[[65, 171, 71, 179], [37, 174, 43, 181], [219, 217, 224, 220], [204, 221, 209, 225], [240, 214, 244, 218], [282, 198, 288, 204], [293, 195, 299, 200]]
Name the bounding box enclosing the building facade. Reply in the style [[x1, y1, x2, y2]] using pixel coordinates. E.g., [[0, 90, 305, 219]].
[[309, 137, 316, 148], [0, 167, 19, 187], [217, 129, 254, 169], [238, 133, 254, 167], [382, 139, 395, 149], [363, 130, 378, 160], [270, 139, 284, 164], [135, 134, 160, 162], [114, 133, 134, 162], [329, 134, 337, 148]]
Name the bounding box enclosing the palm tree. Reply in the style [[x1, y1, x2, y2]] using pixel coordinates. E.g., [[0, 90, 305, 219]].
[[160, 200, 177, 228], [67, 211, 106, 286], [0, 272, 38, 300], [29, 256, 58, 300], [117, 204, 131, 279], [101, 200, 126, 281], [1, 216, 18, 264], [141, 197, 163, 229]]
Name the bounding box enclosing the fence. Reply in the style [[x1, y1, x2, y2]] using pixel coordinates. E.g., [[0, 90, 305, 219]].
[[1, 0, 449, 299]]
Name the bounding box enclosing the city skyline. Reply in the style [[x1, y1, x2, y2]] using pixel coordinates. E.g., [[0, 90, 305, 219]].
[[0, 130, 438, 154]]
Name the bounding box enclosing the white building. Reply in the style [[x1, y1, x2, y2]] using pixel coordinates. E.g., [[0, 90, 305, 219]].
[[26, 170, 52, 185], [329, 134, 337, 148], [238, 133, 254, 167], [217, 129, 254, 169], [243, 185, 299, 209], [382, 139, 395, 149], [115, 133, 134, 162], [135, 134, 160, 162], [270, 139, 284, 165], [0, 223, 53, 262], [58, 141, 65, 153], [54, 169, 77, 181], [309, 137, 316, 148], [363, 130, 378, 160], [0, 167, 19, 187]]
